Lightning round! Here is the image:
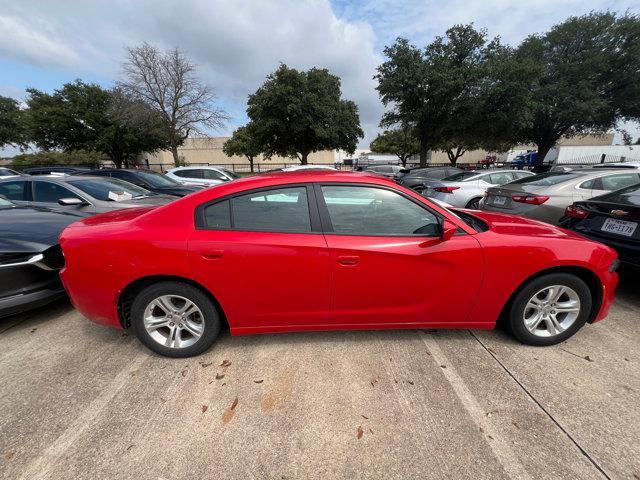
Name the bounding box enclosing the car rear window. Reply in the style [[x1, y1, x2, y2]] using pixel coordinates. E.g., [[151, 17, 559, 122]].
[[509, 172, 580, 186], [442, 171, 479, 182], [594, 184, 640, 206], [69, 178, 151, 200]]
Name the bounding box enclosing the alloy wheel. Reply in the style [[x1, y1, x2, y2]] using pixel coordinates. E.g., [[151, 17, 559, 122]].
[[523, 285, 581, 338], [143, 295, 204, 349]]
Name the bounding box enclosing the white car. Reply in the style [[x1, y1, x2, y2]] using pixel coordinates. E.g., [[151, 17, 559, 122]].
[[422, 169, 534, 209], [0, 167, 20, 179], [165, 166, 238, 186]]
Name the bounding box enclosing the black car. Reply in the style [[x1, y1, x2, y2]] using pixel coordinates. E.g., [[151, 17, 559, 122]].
[[23, 166, 93, 175], [395, 166, 462, 191], [0, 197, 86, 317], [561, 183, 640, 267], [84, 168, 203, 197]]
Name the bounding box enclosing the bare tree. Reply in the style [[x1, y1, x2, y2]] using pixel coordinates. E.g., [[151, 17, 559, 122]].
[[118, 43, 228, 165]]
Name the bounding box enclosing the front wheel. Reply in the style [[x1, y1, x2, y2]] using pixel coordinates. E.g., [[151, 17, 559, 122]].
[[507, 273, 592, 346], [130, 281, 221, 357]]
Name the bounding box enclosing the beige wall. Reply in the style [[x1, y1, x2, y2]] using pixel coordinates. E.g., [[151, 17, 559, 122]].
[[142, 137, 336, 169]]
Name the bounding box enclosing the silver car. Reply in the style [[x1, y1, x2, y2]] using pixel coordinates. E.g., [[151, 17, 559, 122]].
[[165, 166, 239, 186], [422, 169, 534, 209], [480, 169, 640, 224], [0, 175, 177, 214]]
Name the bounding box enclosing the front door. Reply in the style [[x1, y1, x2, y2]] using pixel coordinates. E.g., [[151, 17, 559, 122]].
[[317, 184, 483, 328], [189, 185, 331, 333]]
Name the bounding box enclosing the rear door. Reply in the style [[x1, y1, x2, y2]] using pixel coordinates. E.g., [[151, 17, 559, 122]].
[[317, 184, 483, 327], [189, 184, 331, 332], [0, 180, 30, 205]]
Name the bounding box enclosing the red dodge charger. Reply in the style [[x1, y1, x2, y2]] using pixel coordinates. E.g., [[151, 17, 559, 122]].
[[60, 171, 618, 357]]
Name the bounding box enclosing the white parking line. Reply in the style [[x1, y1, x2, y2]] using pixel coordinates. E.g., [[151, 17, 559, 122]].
[[18, 352, 149, 480], [419, 331, 532, 480]]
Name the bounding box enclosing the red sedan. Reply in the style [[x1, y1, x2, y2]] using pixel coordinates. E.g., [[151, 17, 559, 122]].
[[59, 171, 618, 357]]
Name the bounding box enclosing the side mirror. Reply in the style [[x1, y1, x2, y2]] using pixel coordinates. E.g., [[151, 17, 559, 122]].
[[58, 197, 85, 206], [441, 219, 457, 242]]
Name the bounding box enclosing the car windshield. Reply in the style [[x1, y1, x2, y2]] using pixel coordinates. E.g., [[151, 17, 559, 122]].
[[221, 169, 239, 179], [595, 183, 640, 206], [0, 168, 19, 176], [136, 170, 180, 187], [0, 196, 14, 208], [508, 172, 580, 186], [442, 172, 479, 182], [69, 178, 152, 201]]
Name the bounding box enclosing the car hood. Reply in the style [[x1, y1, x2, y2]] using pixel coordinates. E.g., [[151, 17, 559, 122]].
[[152, 185, 203, 196], [116, 194, 177, 207], [0, 206, 87, 253], [468, 210, 585, 239]]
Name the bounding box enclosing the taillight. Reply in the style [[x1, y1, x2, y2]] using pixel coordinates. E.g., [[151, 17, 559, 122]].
[[564, 204, 589, 219], [434, 186, 460, 194], [512, 195, 549, 205]]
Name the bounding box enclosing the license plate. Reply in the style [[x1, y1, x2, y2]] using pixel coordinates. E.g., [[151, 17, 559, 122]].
[[492, 196, 507, 206], [601, 218, 638, 237]]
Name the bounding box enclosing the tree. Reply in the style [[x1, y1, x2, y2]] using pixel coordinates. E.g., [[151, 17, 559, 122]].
[[513, 12, 640, 164], [369, 126, 420, 166], [24, 81, 171, 167], [0, 96, 26, 149], [246, 64, 363, 164], [376, 26, 501, 167], [222, 124, 262, 172], [118, 43, 228, 166]]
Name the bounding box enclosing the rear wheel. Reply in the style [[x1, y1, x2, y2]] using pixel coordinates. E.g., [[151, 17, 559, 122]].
[[465, 197, 482, 209], [130, 281, 221, 357], [507, 273, 592, 346]]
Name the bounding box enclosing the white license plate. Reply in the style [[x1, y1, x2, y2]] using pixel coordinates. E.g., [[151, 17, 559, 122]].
[[493, 196, 507, 206], [601, 218, 638, 237]]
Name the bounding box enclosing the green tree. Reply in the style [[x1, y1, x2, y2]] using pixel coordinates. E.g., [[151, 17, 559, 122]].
[[0, 96, 26, 149], [369, 126, 420, 166], [10, 150, 104, 168], [376, 26, 500, 167], [514, 12, 640, 164], [247, 65, 363, 164], [222, 124, 262, 172], [25, 80, 171, 167]]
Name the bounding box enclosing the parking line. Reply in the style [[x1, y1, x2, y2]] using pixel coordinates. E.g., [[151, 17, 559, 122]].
[[18, 352, 149, 480], [419, 331, 532, 480]]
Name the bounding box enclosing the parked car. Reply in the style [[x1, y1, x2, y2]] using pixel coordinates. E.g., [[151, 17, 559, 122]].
[[363, 164, 404, 177], [60, 171, 618, 357], [395, 166, 462, 191], [0, 167, 20, 178], [421, 170, 534, 209], [561, 183, 640, 267], [480, 169, 640, 224], [23, 166, 92, 175], [165, 166, 238, 186], [510, 152, 538, 169], [0, 196, 86, 317], [0, 175, 177, 214], [84, 168, 202, 197]]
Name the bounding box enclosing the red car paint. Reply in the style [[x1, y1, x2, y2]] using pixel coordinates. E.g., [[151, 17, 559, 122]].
[[59, 171, 618, 334]]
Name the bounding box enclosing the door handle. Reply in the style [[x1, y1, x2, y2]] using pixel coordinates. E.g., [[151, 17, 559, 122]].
[[338, 255, 360, 266], [200, 249, 224, 259]]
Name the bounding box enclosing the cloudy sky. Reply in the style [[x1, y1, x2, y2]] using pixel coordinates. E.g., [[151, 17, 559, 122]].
[[0, 0, 638, 154]]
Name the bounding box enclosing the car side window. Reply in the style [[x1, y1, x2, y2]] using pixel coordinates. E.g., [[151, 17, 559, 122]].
[[32, 182, 80, 203], [185, 169, 205, 179], [172, 170, 190, 178], [488, 172, 515, 185], [600, 173, 640, 191], [514, 172, 531, 179], [203, 186, 312, 232], [578, 179, 595, 189], [321, 185, 440, 236], [202, 169, 227, 180], [0, 180, 27, 200]]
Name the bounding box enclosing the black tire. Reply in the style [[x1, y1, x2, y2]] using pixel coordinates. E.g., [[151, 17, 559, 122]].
[[507, 273, 592, 346], [465, 197, 482, 209], [413, 185, 425, 193], [130, 281, 221, 357]]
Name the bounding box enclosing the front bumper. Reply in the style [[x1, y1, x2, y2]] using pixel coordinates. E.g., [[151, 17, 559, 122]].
[[0, 281, 66, 318]]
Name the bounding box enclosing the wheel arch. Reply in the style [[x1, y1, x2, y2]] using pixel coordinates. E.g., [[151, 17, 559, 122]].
[[497, 265, 603, 326], [117, 275, 228, 329]]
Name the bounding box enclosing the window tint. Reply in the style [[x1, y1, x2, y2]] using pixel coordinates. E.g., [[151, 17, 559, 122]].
[[202, 169, 228, 180], [513, 171, 532, 179], [204, 200, 231, 228], [33, 182, 81, 203], [597, 184, 640, 206], [488, 172, 515, 185], [443, 171, 478, 182], [321, 186, 439, 236], [510, 172, 580, 186], [232, 187, 311, 232], [0, 181, 27, 200], [578, 179, 595, 189], [600, 173, 640, 191], [68, 178, 150, 200]]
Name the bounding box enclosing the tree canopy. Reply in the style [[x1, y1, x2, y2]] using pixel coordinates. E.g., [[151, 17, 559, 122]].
[[0, 96, 26, 149], [222, 124, 262, 172], [369, 127, 420, 166], [247, 64, 363, 164]]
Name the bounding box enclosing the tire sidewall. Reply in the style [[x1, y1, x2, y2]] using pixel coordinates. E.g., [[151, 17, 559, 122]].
[[131, 281, 221, 357], [509, 273, 592, 346]]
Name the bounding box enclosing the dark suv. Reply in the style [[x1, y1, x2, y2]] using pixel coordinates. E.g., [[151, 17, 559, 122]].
[[84, 168, 203, 197], [396, 166, 462, 192]]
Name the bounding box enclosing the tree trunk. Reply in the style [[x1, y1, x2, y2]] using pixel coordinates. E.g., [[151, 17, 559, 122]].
[[399, 155, 407, 167], [447, 147, 466, 167], [113, 157, 123, 169], [535, 141, 554, 166], [300, 152, 309, 165], [247, 155, 254, 173], [419, 142, 428, 168], [170, 143, 180, 166]]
